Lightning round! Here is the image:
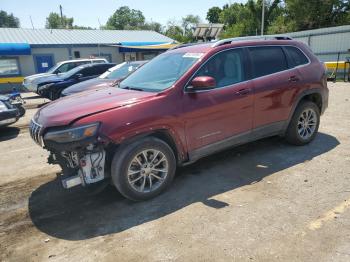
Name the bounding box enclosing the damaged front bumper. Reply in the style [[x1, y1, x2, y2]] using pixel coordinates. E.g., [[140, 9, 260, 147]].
[[49, 144, 107, 189], [30, 121, 111, 189]]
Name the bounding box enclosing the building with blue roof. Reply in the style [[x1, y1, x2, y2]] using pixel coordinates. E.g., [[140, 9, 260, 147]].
[[0, 28, 175, 91]]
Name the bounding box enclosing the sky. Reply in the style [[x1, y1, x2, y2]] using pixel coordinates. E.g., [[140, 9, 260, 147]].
[[1, 0, 245, 29]]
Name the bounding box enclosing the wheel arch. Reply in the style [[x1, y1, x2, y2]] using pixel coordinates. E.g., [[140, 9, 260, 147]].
[[112, 129, 186, 165], [283, 88, 325, 134]]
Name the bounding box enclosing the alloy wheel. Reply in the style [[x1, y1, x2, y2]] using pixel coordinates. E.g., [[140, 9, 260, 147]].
[[127, 149, 169, 193], [297, 108, 317, 140]]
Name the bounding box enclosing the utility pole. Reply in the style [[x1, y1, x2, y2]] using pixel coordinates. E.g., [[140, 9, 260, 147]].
[[29, 16, 34, 29], [261, 0, 265, 36], [59, 5, 64, 29]]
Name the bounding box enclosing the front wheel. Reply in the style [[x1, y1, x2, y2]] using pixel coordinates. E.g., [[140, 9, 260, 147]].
[[111, 137, 176, 201], [286, 100, 320, 145]]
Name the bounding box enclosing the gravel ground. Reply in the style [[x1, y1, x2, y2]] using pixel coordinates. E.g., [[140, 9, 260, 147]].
[[0, 82, 349, 262]]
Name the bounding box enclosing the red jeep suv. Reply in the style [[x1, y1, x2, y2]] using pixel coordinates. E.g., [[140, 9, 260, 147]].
[[30, 36, 328, 201]]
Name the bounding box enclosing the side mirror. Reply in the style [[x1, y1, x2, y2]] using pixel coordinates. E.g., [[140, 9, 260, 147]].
[[187, 76, 216, 91], [74, 73, 83, 79]]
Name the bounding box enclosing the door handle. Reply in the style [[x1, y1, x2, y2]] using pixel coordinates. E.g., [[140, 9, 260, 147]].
[[288, 75, 300, 82], [235, 88, 251, 96]]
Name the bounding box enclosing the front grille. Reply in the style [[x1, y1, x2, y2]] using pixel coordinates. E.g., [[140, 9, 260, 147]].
[[29, 119, 43, 146]]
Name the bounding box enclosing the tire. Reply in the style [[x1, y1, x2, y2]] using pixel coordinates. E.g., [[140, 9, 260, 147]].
[[16, 105, 26, 117], [286, 100, 320, 145], [111, 137, 176, 201]]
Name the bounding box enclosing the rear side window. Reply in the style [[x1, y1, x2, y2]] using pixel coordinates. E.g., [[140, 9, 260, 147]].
[[92, 60, 106, 64], [94, 65, 112, 74], [79, 65, 111, 76], [80, 67, 98, 76], [285, 46, 309, 68], [76, 61, 90, 66], [249, 46, 288, 78]]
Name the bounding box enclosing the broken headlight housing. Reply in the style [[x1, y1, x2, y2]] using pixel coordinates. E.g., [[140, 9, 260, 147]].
[[44, 123, 100, 143]]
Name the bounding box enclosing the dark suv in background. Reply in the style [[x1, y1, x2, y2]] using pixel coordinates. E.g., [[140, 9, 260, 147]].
[[30, 36, 328, 201], [61, 60, 147, 97], [37, 63, 115, 100]]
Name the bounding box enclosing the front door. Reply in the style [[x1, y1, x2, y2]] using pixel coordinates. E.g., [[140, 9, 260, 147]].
[[34, 55, 54, 73], [183, 48, 254, 153]]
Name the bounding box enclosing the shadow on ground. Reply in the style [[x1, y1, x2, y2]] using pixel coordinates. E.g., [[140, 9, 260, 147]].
[[0, 127, 20, 142], [29, 133, 339, 241]]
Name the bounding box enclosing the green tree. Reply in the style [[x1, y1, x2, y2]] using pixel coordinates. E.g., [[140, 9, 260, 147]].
[[72, 25, 94, 30], [285, 0, 350, 30], [182, 15, 201, 36], [0, 10, 20, 28], [45, 12, 73, 29], [206, 7, 222, 23], [165, 20, 185, 42], [106, 6, 145, 30], [267, 14, 297, 34], [164, 15, 201, 43], [218, 0, 283, 37], [219, 3, 258, 37], [142, 21, 164, 33]]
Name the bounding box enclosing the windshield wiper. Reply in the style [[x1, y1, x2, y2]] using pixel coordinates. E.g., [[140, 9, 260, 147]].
[[121, 86, 144, 91]]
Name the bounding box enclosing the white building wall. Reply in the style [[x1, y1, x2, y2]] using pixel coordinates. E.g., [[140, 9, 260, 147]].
[[19, 46, 123, 76]]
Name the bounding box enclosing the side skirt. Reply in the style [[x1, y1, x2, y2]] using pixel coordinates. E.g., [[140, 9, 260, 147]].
[[184, 121, 286, 165]]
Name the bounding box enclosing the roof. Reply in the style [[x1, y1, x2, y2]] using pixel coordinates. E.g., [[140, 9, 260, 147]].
[[0, 28, 174, 46]]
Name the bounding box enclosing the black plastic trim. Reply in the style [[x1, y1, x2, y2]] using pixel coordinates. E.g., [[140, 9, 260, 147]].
[[187, 121, 286, 164]]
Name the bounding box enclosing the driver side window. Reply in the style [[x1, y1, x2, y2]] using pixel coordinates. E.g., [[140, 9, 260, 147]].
[[195, 49, 245, 88]]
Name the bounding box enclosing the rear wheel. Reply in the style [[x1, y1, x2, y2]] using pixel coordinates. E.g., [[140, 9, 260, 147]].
[[286, 100, 320, 145], [111, 137, 176, 201]]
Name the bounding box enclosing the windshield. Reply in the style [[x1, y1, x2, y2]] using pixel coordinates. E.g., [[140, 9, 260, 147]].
[[47, 63, 61, 74], [99, 62, 140, 80], [119, 52, 202, 92]]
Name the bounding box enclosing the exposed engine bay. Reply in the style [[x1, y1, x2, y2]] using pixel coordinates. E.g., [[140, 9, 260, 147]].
[[48, 144, 107, 189]]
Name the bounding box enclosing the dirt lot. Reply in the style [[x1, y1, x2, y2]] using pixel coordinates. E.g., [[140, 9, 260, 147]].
[[0, 83, 350, 262]]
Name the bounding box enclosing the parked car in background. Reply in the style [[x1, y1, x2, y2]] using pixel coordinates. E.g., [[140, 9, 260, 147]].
[[37, 63, 116, 100], [0, 92, 25, 127], [61, 60, 148, 97], [30, 36, 328, 201], [23, 58, 108, 92]]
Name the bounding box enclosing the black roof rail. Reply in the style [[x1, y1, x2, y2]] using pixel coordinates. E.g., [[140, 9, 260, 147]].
[[211, 35, 293, 48]]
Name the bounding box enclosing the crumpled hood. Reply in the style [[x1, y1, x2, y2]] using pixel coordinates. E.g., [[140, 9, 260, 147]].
[[34, 87, 155, 127]]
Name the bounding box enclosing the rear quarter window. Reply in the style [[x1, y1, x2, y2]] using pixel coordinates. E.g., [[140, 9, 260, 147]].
[[248, 46, 288, 78], [285, 46, 309, 68], [94, 65, 113, 74], [92, 60, 106, 64]]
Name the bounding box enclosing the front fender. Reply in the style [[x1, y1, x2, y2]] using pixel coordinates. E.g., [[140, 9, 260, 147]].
[[72, 100, 188, 162]]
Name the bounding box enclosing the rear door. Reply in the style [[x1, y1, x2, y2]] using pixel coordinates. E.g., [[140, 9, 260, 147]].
[[248, 45, 302, 129]]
